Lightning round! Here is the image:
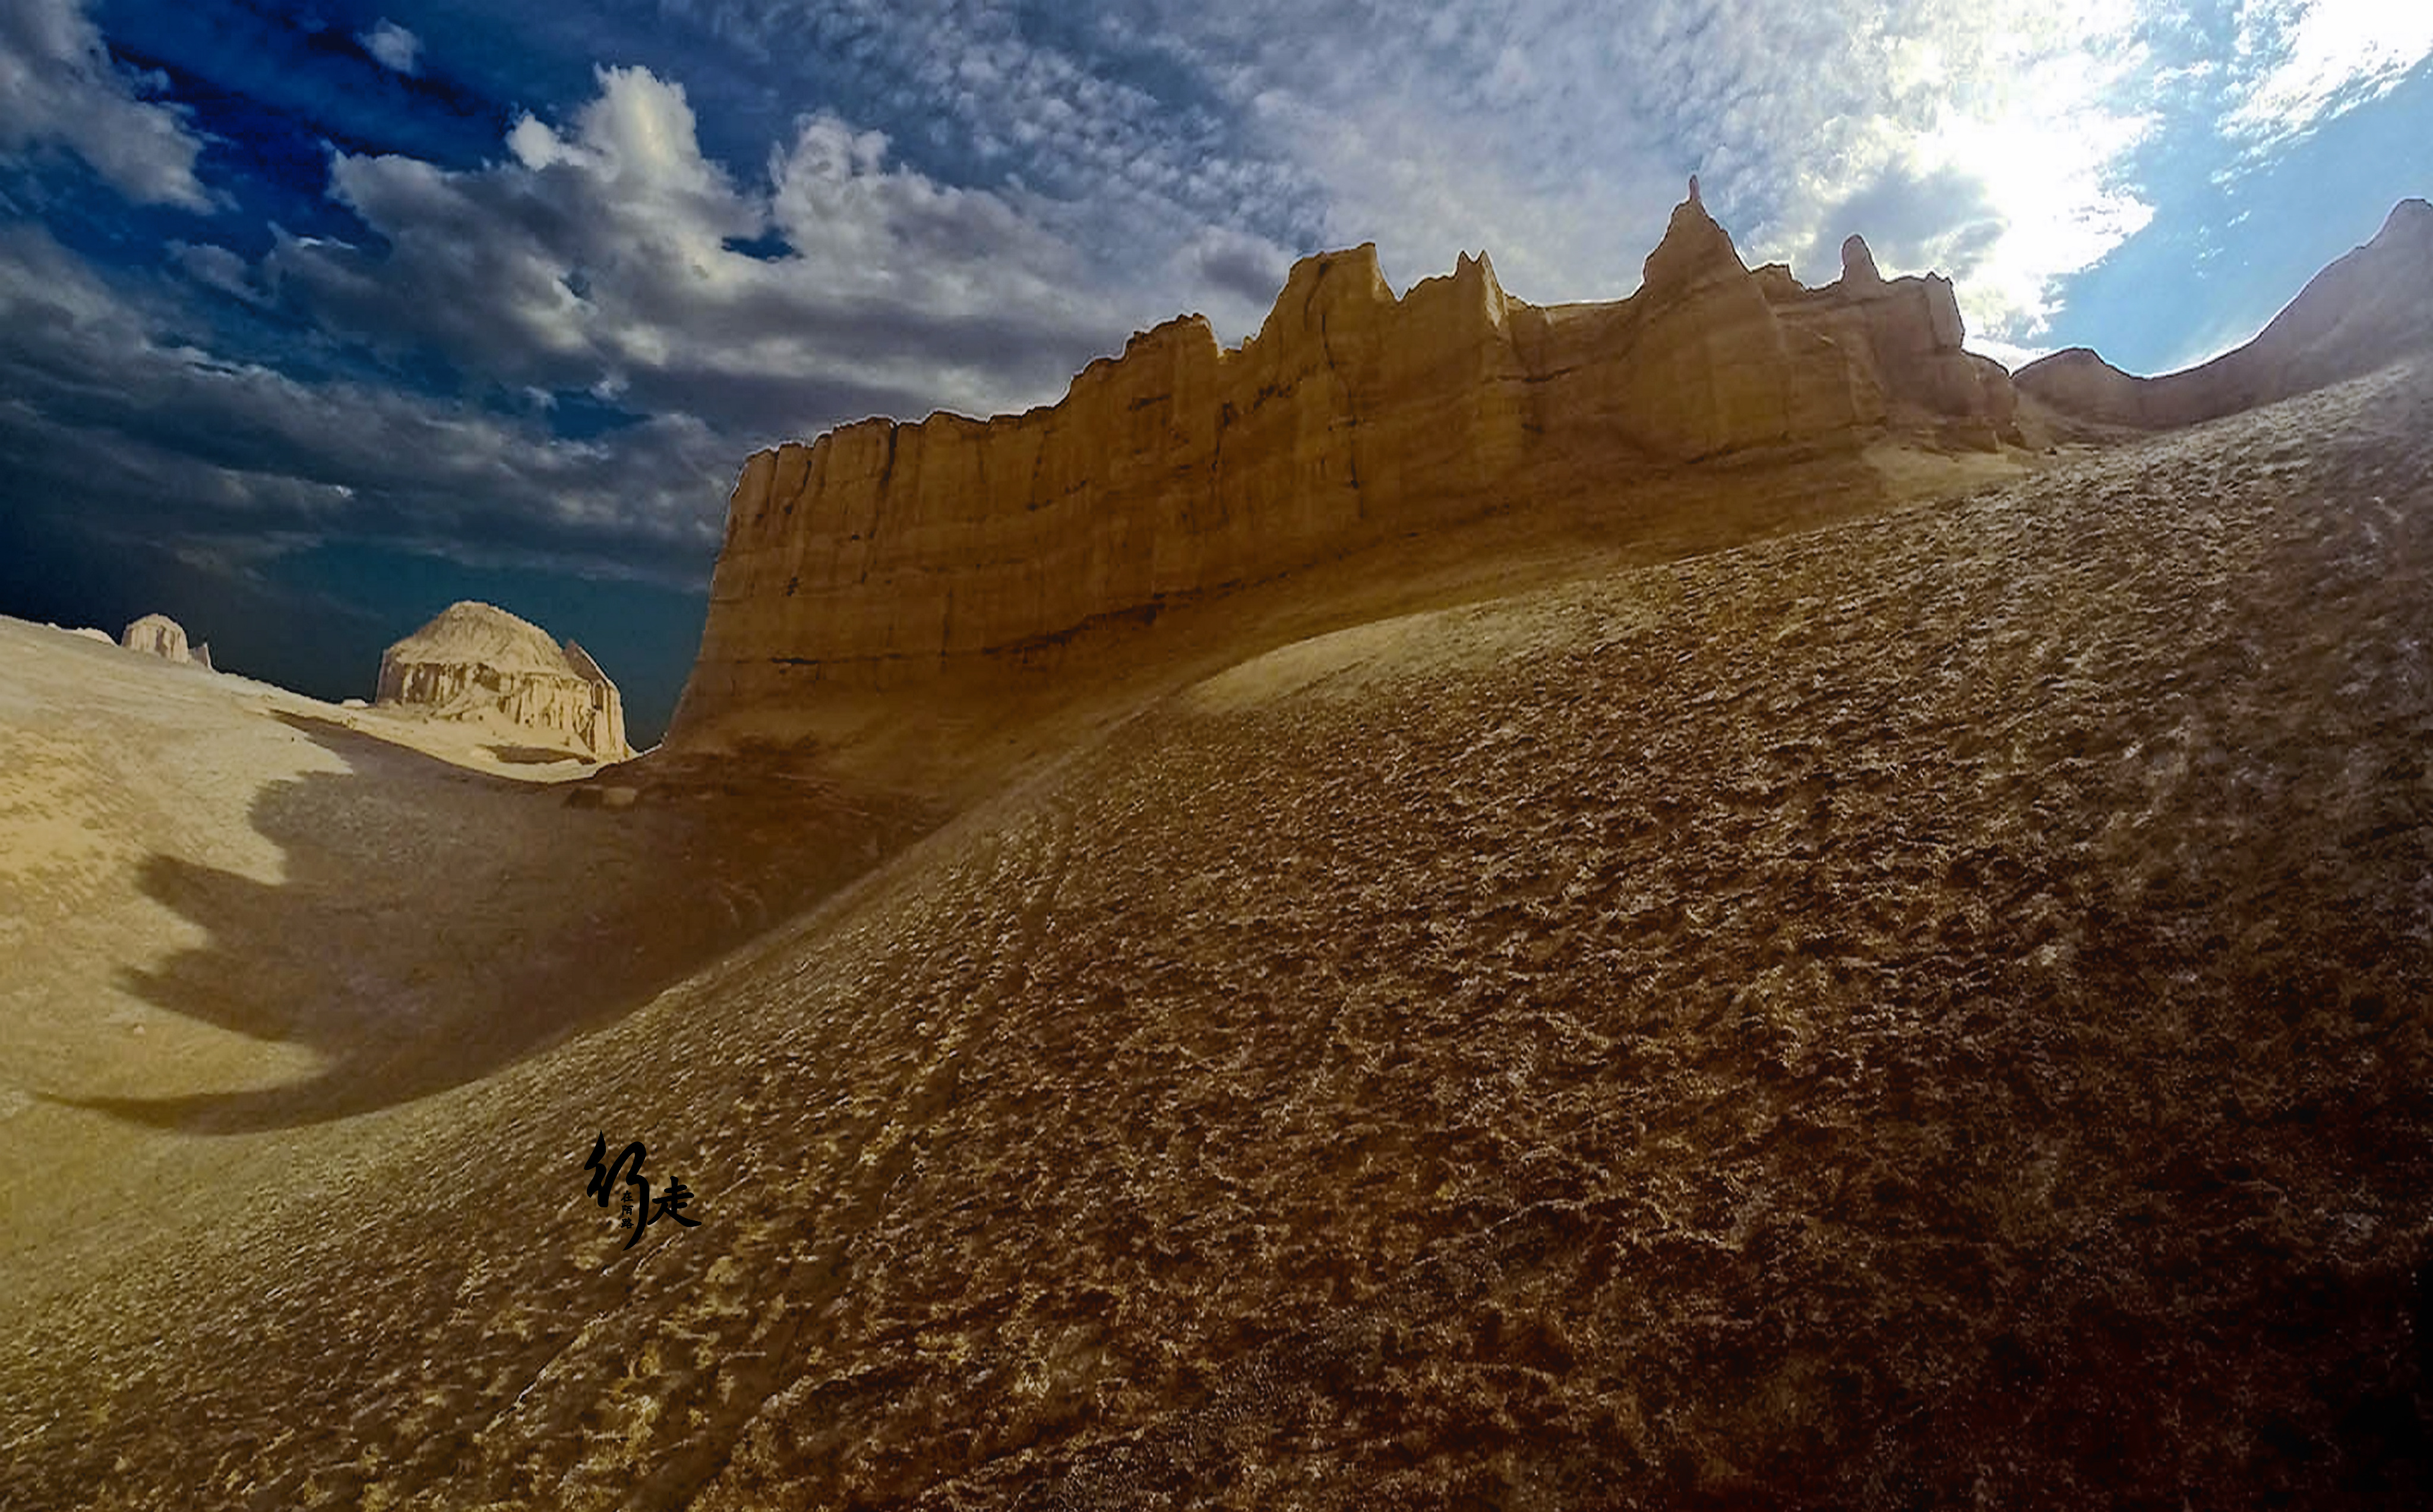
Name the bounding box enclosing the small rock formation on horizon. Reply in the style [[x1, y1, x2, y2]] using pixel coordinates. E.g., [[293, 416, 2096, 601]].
[[670, 189, 2020, 746], [2015, 198, 2433, 428], [120, 613, 194, 664], [375, 602, 632, 762]]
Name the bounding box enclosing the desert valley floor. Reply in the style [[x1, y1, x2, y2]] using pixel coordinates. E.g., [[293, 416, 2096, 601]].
[[5, 359, 2433, 1508]]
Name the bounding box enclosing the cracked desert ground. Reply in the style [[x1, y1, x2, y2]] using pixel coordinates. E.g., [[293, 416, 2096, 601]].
[[5, 360, 2432, 1508]]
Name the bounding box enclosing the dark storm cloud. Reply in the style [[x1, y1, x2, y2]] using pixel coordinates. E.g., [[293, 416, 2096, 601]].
[[0, 223, 734, 583]]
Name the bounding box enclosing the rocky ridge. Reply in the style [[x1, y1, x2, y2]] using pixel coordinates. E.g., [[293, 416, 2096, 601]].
[[2015, 198, 2433, 428], [669, 186, 2019, 745], [375, 601, 632, 761]]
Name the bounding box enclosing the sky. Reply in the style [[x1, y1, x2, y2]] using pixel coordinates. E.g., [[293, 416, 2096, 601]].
[[2, 1, 2428, 743]]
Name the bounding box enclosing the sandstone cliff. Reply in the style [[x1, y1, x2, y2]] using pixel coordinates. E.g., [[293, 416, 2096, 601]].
[[671, 189, 2017, 743], [376, 602, 632, 762], [120, 613, 192, 663], [2016, 198, 2433, 429]]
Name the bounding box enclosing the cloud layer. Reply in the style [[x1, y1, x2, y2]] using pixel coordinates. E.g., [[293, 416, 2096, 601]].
[[1, 0, 2427, 632], [0, 0, 211, 208]]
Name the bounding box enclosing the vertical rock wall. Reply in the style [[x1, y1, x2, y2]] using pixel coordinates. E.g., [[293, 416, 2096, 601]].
[[671, 192, 2015, 744]]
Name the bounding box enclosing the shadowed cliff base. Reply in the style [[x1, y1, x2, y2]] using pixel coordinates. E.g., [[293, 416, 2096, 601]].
[[4, 359, 2429, 1507], [657, 437, 2027, 804]]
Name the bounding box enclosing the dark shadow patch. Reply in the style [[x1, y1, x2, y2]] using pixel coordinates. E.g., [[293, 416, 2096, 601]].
[[485, 742, 582, 765], [56, 713, 934, 1131]]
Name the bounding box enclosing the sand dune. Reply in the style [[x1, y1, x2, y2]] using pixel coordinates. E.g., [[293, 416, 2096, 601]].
[[4, 362, 2431, 1506]]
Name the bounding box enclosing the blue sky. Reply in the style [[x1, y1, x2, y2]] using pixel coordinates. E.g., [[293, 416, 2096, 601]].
[[2, 0, 2428, 741]]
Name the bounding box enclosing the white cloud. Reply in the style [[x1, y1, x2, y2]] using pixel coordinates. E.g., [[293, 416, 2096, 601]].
[[169, 241, 268, 305], [0, 0, 212, 208], [264, 66, 1142, 440], [1186, 1, 2166, 346], [358, 18, 424, 77], [2223, 0, 2433, 144], [1803, 33, 2161, 341], [740, 1, 2167, 345]]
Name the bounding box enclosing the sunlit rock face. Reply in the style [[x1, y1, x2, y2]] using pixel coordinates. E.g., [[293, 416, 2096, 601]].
[[669, 189, 2018, 742], [120, 613, 192, 663], [2017, 197, 2433, 429], [375, 601, 632, 761]]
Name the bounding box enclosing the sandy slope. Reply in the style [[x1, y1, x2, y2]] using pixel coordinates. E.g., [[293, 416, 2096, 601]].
[[4, 363, 2431, 1508], [0, 633, 924, 1326]]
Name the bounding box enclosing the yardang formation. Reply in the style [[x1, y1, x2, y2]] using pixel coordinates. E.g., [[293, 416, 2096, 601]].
[[119, 612, 193, 664], [671, 187, 2021, 745], [377, 600, 633, 762]]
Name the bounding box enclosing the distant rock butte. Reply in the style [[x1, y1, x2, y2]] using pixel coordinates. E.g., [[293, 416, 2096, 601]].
[[120, 613, 193, 663], [670, 189, 2019, 742], [375, 602, 632, 761], [2017, 198, 2433, 429]]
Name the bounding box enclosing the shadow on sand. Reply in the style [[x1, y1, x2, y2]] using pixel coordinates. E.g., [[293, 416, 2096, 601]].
[[61, 714, 933, 1131], [485, 742, 586, 766]]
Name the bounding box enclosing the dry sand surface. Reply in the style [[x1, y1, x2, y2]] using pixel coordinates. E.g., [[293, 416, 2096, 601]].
[[0, 634, 924, 1313], [4, 361, 2431, 1508]]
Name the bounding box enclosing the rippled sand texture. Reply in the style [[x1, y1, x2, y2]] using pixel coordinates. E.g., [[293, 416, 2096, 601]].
[[7, 360, 2432, 1508]]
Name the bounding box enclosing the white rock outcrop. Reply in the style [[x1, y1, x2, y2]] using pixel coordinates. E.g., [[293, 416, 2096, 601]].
[[375, 602, 631, 761], [121, 613, 192, 663]]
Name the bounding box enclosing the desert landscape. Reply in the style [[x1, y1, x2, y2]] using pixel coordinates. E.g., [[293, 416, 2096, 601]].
[[2, 172, 2431, 1508]]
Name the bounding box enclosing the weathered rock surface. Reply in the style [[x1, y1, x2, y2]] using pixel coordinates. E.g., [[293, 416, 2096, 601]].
[[120, 613, 192, 663], [375, 602, 631, 761], [2016, 198, 2433, 428], [671, 190, 2017, 742]]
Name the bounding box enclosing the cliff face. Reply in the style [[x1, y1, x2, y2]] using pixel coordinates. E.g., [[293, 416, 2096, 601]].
[[671, 191, 2015, 744], [2016, 198, 2433, 429], [376, 602, 633, 761]]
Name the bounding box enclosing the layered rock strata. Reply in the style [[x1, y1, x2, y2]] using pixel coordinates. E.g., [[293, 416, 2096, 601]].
[[2017, 198, 2433, 429], [376, 602, 632, 761], [672, 189, 2016, 740]]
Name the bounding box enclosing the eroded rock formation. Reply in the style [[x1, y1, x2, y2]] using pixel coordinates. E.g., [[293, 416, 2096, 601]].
[[2017, 198, 2433, 429], [376, 602, 631, 761], [120, 613, 192, 663], [671, 189, 2017, 741]]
